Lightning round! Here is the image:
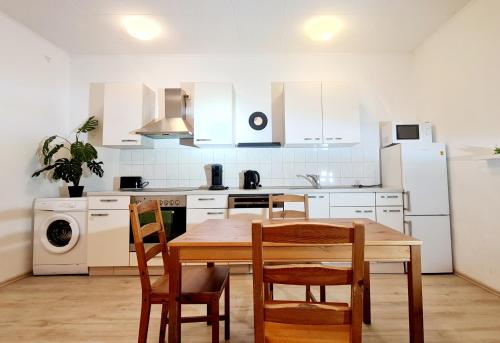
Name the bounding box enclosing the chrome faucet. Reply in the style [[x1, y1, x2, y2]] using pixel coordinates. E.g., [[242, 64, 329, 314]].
[[296, 174, 321, 189]]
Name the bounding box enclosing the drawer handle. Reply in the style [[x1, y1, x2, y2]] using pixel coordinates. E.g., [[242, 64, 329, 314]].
[[207, 212, 224, 215], [303, 137, 313, 141], [388, 209, 401, 213], [355, 210, 362, 213], [121, 139, 138, 142], [308, 196, 317, 199], [315, 138, 321, 140], [100, 199, 118, 202], [198, 198, 215, 201], [387, 195, 399, 199], [363, 210, 373, 213], [334, 137, 343, 140], [196, 138, 212, 142], [90, 213, 109, 217]]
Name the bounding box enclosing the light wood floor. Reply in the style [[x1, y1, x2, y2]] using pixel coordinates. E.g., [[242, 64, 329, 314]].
[[0, 274, 499, 343]]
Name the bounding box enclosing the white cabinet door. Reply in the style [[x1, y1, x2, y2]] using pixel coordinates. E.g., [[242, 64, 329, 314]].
[[322, 82, 360, 145], [102, 83, 154, 147], [373, 206, 405, 273], [193, 83, 233, 146], [285, 193, 330, 218], [330, 193, 375, 207], [284, 82, 323, 146], [376, 207, 404, 233], [187, 194, 228, 209], [330, 207, 376, 221], [87, 210, 129, 267], [186, 209, 227, 231]]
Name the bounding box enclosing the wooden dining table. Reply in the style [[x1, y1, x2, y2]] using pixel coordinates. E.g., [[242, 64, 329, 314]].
[[167, 218, 424, 343]]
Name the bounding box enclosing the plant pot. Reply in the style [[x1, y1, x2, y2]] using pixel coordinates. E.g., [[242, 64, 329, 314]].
[[68, 185, 84, 198]]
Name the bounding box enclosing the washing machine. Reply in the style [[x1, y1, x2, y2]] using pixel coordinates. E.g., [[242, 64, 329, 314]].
[[33, 198, 88, 275]]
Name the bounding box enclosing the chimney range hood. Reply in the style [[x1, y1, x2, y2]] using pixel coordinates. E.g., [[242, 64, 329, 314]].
[[135, 88, 193, 139]]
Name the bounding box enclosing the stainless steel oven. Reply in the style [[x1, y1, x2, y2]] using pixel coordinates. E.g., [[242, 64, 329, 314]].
[[129, 195, 186, 251]]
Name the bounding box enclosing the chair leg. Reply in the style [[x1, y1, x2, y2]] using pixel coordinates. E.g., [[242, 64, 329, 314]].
[[159, 302, 168, 343], [305, 285, 311, 302], [138, 296, 151, 343], [269, 283, 274, 300], [211, 300, 220, 343], [320, 285, 326, 302], [224, 277, 230, 340], [207, 304, 212, 325]]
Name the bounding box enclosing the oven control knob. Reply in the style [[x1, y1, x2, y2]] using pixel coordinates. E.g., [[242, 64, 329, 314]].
[[175, 200, 180, 205], [159, 200, 164, 206], [170, 200, 174, 205]]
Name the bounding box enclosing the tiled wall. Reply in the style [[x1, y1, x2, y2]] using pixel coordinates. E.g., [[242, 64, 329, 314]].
[[118, 144, 380, 189]]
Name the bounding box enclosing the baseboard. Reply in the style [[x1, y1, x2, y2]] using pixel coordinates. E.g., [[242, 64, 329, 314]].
[[455, 272, 500, 297], [0, 272, 32, 288]]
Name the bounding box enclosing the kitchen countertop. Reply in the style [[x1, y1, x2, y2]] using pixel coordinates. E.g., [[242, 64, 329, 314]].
[[86, 186, 403, 196]]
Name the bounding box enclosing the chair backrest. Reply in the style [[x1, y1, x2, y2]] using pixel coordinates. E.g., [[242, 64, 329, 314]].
[[129, 200, 169, 293], [268, 194, 309, 219], [252, 220, 365, 343]]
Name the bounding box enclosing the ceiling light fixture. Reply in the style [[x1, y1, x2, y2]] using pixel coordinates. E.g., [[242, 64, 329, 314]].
[[303, 15, 342, 42], [122, 15, 161, 41]]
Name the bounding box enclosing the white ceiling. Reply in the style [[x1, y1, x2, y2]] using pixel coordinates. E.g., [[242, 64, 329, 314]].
[[0, 0, 470, 54]]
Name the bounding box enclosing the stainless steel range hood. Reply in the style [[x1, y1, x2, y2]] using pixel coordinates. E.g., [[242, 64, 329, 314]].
[[135, 88, 193, 139]]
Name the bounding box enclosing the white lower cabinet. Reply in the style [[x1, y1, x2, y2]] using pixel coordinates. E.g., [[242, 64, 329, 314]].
[[186, 209, 227, 231], [87, 209, 130, 267], [374, 206, 405, 273], [330, 206, 376, 221]]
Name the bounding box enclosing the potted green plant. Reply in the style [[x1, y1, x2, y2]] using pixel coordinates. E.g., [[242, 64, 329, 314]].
[[495, 147, 500, 155], [32, 116, 104, 197]]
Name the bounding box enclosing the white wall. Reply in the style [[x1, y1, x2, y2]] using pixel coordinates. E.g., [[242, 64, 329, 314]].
[[0, 12, 69, 283], [415, 0, 500, 291], [70, 53, 417, 191]]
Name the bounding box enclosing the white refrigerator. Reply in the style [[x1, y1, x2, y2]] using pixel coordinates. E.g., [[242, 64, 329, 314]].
[[381, 143, 453, 273]]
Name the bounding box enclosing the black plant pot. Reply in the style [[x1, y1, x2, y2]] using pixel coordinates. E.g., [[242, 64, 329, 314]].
[[68, 185, 84, 198]]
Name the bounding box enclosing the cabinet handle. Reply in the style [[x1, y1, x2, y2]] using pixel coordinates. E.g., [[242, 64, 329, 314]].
[[403, 191, 411, 211], [308, 196, 317, 199], [363, 210, 373, 213], [90, 213, 109, 217], [335, 137, 343, 140], [387, 195, 399, 199], [404, 220, 413, 236], [383, 209, 401, 213], [206, 211, 224, 215], [325, 137, 333, 141], [355, 210, 362, 213], [198, 198, 215, 201], [100, 199, 118, 202], [315, 138, 321, 140], [121, 139, 138, 142], [303, 138, 313, 141], [196, 138, 212, 142]]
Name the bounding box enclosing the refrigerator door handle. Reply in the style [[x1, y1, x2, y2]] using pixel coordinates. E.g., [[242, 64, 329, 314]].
[[403, 219, 412, 236], [403, 191, 411, 212]]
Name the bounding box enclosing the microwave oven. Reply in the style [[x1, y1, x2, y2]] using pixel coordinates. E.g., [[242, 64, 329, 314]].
[[381, 122, 433, 147]]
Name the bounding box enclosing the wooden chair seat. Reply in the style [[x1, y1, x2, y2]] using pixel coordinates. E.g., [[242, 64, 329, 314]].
[[264, 322, 350, 343], [150, 265, 229, 300]]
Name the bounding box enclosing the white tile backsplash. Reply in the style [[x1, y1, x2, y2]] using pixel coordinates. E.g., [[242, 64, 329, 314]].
[[118, 145, 380, 188]]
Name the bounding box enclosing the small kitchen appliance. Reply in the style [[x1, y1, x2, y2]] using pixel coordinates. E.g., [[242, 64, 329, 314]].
[[120, 176, 149, 190], [243, 170, 261, 189], [380, 122, 433, 147], [209, 164, 226, 190]]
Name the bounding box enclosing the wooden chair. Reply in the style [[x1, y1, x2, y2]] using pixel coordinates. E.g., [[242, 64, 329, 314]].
[[268, 194, 309, 220], [252, 220, 365, 343], [268, 194, 324, 302], [130, 200, 230, 343]]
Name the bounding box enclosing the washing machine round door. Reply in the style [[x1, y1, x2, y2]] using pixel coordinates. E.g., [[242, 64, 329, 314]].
[[40, 214, 80, 254]]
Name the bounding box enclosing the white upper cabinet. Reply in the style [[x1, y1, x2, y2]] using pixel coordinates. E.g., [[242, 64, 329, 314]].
[[284, 82, 323, 146], [102, 83, 154, 148], [322, 82, 360, 145], [193, 82, 234, 146]]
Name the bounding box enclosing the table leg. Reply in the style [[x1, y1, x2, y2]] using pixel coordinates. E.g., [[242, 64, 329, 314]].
[[168, 247, 182, 343], [407, 245, 424, 343], [363, 261, 371, 325]]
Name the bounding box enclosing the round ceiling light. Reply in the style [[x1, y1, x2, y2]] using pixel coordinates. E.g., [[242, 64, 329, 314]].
[[303, 16, 343, 42], [122, 15, 161, 41]]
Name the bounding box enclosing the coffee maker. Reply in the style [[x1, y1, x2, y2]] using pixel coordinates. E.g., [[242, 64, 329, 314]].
[[209, 164, 227, 190]]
